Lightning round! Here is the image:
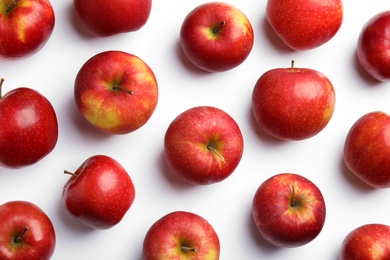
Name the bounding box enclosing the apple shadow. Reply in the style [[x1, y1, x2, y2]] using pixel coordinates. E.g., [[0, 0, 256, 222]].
[[352, 51, 384, 87], [247, 104, 287, 147], [247, 207, 282, 254], [338, 153, 376, 193], [65, 96, 112, 141], [174, 40, 214, 76], [260, 17, 295, 54], [66, 2, 98, 40], [158, 149, 197, 191]]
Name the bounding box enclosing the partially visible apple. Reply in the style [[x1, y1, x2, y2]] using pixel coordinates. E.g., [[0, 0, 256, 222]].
[[143, 211, 220, 260], [266, 0, 343, 50], [339, 224, 390, 260], [343, 111, 390, 188], [164, 106, 244, 185], [73, 0, 152, 37], [0, 200, 56, 260], [357, 11, 390, 81], [180, 2, 254, 72], [62, 154, 136, 229], [252, 60, 336, 140], [0, 78, 58, 168], [252, 173, 326, 248], [0, 0, 55, 59], [74, 50, 158, 135]]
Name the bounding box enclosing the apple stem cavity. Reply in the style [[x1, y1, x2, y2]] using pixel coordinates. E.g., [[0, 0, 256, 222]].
[[14, 226, 29, 243], [6, 0, 21, 13], [212, 21, 226, 35], [206, 144, 226, 163], [180, 245, 197, 253]]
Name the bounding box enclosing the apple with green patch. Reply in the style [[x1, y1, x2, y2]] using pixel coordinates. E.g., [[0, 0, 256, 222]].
[[74, 50, 158, 135], [252, 173, 326, 247]]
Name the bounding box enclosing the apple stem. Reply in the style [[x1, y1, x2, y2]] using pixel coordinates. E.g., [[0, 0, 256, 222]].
[[180, 245, 197, 253], [112, 85, 133, 95], [14, 226, 29, 243], [64, 170, 78, 178], [212, 21, 226, 35], [206, 144, 225, 163], [6, 0, 21, 13], [290, 60, 295, 73], [290, 185, 297, 208], [0, 78, 4, 98]]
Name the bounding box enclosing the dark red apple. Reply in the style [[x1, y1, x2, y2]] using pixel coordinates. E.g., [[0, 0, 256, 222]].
[[252, 173, 326, 248], [339, 224, 390, 260], [164, 106, 244, 185], [180, 2, 254, 72], [252, 60, 336, 140], [73, 0, 152, 37], [266, 0, 343, 50], [0, 0, 55, 59], [74, 50, 158, 135], [0, 200, 56, 260], [357, 11, 390, 81], [344, 111, 390, 188], [143, 211, 220, 259], [0, 78, 58, 168], [62, 154, 136, 229]]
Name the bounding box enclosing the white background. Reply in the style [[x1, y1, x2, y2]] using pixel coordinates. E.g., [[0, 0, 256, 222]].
[[1, 1, 390, 259]]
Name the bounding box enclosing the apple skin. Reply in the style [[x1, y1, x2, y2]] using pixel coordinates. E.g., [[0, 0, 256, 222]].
[[0, 0, 55, 59], [164, 106, 244, 185], [266, 0, 343, 50], [73, 0, 152, 37], [0, 79, 58, 168], [74, 50, 158, 135], [0, 200, 56, 260], [252, 173, 326, 248], [343, 111, 390, 188], [143, 211, 220, 260], [252, 61, 336, 140], [62, 154, 136, 230], [180, 2, 254, 72], [339, 224, 390, 260], [357, 11, 390, 81]]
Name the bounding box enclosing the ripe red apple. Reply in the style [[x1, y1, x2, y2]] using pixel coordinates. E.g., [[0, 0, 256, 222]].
[[357, 11, 390, 81], [62, 154, 136, 229], [339, 224, 390, 260], [252, 173, 326, 248], [343, 111, 390, 188], [0, 78, 58, 168], [143, 211, 220, 260], [252, 60, 336, 140], [266, 0, 343, 50], [0, 0, 55, 59], [0, 200, 56, 260], [73, 0, 152, 37], [74, 50, 158, 135], [164, 106, 244, 185], [180, 2, 254, 72]]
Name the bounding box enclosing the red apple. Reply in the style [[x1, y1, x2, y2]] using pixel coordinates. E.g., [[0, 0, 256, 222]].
[[0, 0, 55, 59], [343, 111, 390, 188], [252, 60, 336, 140], [0, 78, 58, 168], [357, 11, 390, 81], [339, 224, 390, 260], [180, 2, 254, 72], [74, 50, 158, 135], [266, 0, 343, 50], [73, 0, 152, 37], [62, 154, 136, 229], [252, 173, 326, 248], [164, 106, 244, 185], [143, 211, 220, 260], [0, 200, 56, 260]]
